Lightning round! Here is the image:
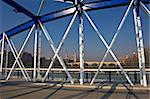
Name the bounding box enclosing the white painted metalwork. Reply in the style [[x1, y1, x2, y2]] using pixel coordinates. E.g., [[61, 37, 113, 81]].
[[37, 0, 45, 15], [4, 43, 9, 78], [4, 33, 28, 80], [85, 0, 135, 86], [37, 29, 42, 80], [38, 17, 77, 84], [133, 8, 143, 85], [84, 11, 133, 86], [36, 0, 45, 80], [6, 25, 35, 80], [38, 12, 78, 83], [3, 68, 150, 72], [9, 39, 31, 81], [133, 6, 147, 87], [0, 33, 5, 79], [79, 13, 84, 85], [0, 0, 149, 87], [33, 29, 38, 82], [140, 2, 150, 16]]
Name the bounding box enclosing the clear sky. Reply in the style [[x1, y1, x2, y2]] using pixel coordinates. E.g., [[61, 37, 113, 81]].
[[0, 0, 149, 61]]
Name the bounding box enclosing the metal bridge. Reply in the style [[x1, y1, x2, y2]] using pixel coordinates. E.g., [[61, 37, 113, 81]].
[[0, 0, 149, 87]]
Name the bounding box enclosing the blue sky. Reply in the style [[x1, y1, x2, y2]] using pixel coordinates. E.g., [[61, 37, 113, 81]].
[[0, 0, 149, 61]]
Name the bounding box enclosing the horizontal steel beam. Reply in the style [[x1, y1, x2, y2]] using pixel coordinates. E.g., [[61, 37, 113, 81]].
[[0, 0, 149, 39], [3, 68, 150, 72]]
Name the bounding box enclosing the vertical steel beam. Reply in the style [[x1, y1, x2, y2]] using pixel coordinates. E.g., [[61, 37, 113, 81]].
[[33, 29, 38, 82], [139, 16, 147, 87], [4, 43, 9, 78], [133, 8, 143, 85], [37, 28, 42, 80], [79, 13, 84, 85], [133, 1, 147, 86], [36, 0, 45, 81], [0, 33, 5, 79]]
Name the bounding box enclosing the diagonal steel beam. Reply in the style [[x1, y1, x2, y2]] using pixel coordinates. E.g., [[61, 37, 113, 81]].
[[84, 11, 133, 86], [140, 2, 150, 16], [2, 0, 37, 22], [39, 11, 78, 83], [9, 39, 31, 81], [4, 33, 28, 81], [39, 21, 74, 84], [6, 25, 35, 80], [85, 0, 135, 86]]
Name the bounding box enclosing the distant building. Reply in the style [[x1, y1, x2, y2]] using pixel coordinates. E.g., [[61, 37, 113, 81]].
[[68, 61, 118, 67], [72, 50, 77, 62]]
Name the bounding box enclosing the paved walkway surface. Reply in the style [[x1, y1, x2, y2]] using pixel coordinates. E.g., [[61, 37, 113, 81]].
[[0, 79, 150, 99]]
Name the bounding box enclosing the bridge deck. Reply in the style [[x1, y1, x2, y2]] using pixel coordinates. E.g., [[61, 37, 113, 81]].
[[0, 79, 149, 99]]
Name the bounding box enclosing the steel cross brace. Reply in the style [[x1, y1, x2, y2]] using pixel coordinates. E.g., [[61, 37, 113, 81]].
[[6, 0, 45, 81], [6, 25, 35, 80], [9, 39, 31, 81], [84, 11, 134, 86], [2, 33, 31, 81], [38, 21, 75, 84], [38, 12, 78, 84], [85, 0, 135, 86]]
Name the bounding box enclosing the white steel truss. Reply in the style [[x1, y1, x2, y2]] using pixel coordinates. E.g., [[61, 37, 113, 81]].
[[133, 3, 147, 86], [79, 13, 84, 85], [36, 0, 45, 81], [6, 25, 35, 80], [0, 0, 149, 87], [37, 29, 42, 80], [4, 43, 9, 78], [38, 12, 78, 84], [33, 29, 38, 82], [89, 0, 135, 86], [1, 33, 31, 81]]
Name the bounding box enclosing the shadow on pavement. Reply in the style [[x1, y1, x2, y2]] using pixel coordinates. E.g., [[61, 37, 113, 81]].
[[61, 83, 108, 99], [1, 81, 144, 99], [44, 85, 63, 99], [123, 84, 140, 99], [7, 84, 56, 98], [100, 83, 140, 99], [100, 83, 118, 99]]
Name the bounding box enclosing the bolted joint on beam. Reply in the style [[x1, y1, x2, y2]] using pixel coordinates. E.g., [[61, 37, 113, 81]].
[[75, 2, 84, 13]]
